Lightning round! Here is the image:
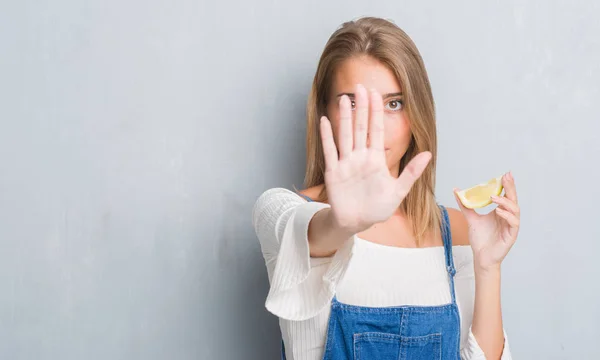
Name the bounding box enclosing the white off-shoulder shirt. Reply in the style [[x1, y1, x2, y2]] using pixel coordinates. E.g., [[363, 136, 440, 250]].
[[252, 188, 512, 360]]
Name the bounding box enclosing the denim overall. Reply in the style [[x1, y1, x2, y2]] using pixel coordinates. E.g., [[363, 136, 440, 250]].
[[283, 194, 461, 360]]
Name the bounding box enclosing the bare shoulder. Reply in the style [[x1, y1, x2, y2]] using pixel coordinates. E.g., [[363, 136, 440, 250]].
[[445, 207, 470, 246], [297, 184, 325, 202]]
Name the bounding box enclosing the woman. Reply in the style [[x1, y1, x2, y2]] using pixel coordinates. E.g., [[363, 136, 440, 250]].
[[253, 17, 517, 360]]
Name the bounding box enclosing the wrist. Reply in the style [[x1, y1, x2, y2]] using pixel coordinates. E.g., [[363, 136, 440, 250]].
[[326, 209, 360, 239], [474, 262, 501, 279]]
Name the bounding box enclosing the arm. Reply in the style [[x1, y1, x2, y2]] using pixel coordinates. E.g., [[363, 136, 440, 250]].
[[451, 245, 513, 360], [307, 208, 355, 257], [471, 266, 504, 359], [452, 172, 520, 359], [252, 188, 339, 321], [449, 209, 505, 358]]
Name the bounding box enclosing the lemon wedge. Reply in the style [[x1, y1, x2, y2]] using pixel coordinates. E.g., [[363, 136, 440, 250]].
[[456, 176, 504, 209]]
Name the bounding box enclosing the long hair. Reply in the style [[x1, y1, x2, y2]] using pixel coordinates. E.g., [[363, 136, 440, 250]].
[[303, 17, 441, 244]]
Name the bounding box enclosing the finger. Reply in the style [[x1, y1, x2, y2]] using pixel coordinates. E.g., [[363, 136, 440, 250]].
[[353, 84, 368, 150], [502, 172, 518, 204], [491, 195, 520, 217], [495, 207, 520, 238], [453, 188, 478, 219], [394, 151, 432, 199], [320, 116, 338, 171], [338, 95, 353, 159], [368, 89, 384, 151]]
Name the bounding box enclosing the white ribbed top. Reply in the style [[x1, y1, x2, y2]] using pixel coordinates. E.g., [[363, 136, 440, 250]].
[[252, 188, 512, 360]]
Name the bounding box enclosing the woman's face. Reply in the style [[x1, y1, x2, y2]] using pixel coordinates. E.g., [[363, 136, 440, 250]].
[[325, 55, 411, 175]]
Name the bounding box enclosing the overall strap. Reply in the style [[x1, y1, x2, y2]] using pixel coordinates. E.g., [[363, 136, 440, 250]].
[[297, 192, 313, 202], [439, 205, 457, 304]]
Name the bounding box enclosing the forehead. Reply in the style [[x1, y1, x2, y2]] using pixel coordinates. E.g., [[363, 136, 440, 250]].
[[331, 55, 402, 94]]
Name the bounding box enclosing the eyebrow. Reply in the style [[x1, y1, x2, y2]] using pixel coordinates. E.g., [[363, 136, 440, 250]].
[[336, 92, 403, 99]]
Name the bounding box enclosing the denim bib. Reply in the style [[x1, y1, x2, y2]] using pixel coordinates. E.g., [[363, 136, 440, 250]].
[[283, 195, 461, 360]]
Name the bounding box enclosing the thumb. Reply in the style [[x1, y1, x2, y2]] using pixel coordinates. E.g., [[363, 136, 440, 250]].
[[453, 188, 478, 220], [394, 151, 432, 200]]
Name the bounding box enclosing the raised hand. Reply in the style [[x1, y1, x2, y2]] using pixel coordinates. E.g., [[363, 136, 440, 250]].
[[454, 172, 520, 271], [319, 84, 432, 235]]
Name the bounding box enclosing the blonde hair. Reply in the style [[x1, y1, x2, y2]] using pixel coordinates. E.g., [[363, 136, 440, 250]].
[[303, 17, 441, 244]]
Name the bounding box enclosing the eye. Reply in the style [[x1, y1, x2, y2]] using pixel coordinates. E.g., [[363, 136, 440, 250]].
[[385, 99, 403, 111], [350, 100, 356, 111]]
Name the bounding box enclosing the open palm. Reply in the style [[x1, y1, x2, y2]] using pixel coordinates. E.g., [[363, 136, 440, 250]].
[[319, 84, 432, 235]]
